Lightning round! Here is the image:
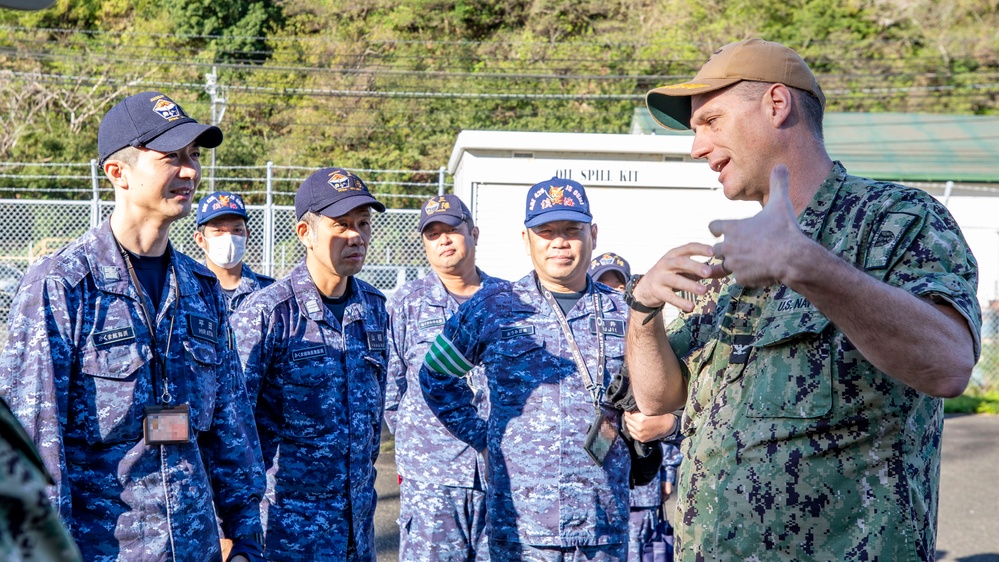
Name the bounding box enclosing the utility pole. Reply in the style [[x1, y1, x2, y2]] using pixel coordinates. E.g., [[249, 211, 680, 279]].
[[204, 67, 227, 192]]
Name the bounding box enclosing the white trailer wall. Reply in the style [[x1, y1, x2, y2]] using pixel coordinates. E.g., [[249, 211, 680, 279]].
[[469, 180, 756, 283], [448, 130, 998, 310]]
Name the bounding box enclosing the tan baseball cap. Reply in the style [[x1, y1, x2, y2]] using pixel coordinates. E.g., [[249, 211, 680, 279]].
[[646, 38, 825, 130]]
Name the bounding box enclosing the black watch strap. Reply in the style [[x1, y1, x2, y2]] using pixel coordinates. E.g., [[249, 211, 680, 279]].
[[623, 275, 661, 313], [624, 274, 665, 325]]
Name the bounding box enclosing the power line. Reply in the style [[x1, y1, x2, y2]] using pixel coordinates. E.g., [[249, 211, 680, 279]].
[[7, 68, 999, 103]]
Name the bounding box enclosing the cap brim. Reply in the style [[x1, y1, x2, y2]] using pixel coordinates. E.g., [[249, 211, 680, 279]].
[[197, 210, 248, 226], [419, 214, 464, 232], [590, 265, 627, 279], [145, 122, 223, 152], [591, 266, 628, 286], [646, 78, 742, 130], [524, 210, 592, 228], [316, 194, 386, 219]]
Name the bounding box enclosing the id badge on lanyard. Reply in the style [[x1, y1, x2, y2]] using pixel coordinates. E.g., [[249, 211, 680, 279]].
[[144, 404, 191, 445], [583, 408, 618, 466]]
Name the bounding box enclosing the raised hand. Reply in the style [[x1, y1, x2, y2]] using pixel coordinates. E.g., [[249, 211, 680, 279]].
[[632, 242, 717, 314], [708, 164, 803, 287]]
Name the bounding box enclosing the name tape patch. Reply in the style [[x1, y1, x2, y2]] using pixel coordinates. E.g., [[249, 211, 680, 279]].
[[367, 330, 387, 351], [500, 325, 535, 339], [187, 315, 217, 342], [94, 326, 135, 348], [418, 318, 446, 330], [589, 318, 625, 336], [292, 345, 327, 361]]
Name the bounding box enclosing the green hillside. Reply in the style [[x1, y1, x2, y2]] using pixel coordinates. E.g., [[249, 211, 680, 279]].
[[2, 0, 997, 206]]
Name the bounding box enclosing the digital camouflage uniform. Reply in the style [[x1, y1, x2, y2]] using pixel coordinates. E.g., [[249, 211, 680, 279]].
[[627, 438, 684, 561], [0, 397, 81, 562], [420, 273, 631, 560], [385, 271, 497, 561], [668, 163, 981, 561], [231, 260, 389, 561], [627, 462, 662, 560], [225, 263, 275, 314], [0, 221, 266, 561]]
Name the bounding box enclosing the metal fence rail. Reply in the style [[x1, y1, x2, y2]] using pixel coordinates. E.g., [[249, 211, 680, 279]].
[[0, 161, 996, 392]]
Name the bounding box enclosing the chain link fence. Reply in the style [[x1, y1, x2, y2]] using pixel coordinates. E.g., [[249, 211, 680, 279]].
[[0, 161, 996, 392], [0, 161, 432, 343]]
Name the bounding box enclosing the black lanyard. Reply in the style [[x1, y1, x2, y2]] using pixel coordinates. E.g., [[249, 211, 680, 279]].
[[539, 279, 606, 408], [116, 239, 179, 405]]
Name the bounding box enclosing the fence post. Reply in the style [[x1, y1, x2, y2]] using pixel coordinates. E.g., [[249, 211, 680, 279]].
[[438, 166, 446, 196], [264, 161, 274, 277], [90, 159, 100, 228]]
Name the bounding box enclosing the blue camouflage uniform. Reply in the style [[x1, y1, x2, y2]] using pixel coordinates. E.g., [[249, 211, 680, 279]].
[[231, 259, 389, 560], [626, 437, 683, 561], [385, 270, 497, 561], [668, 163, 982, 560], [0, 220, 266, 561], [626, 469, 661, 561], [420, 273, 631, 559], [225, 262, 275, 314]]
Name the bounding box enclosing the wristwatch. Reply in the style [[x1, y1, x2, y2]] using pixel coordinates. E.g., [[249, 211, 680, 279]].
[[623, 274, 664, 324]]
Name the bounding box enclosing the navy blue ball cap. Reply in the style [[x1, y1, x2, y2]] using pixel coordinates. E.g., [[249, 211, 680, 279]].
[[196, 191, 249, 226], [589, 252, 632, 282], [295, 167, 386, 220], [524, 177, 592, 228], [98, 91, 223, 165], [418, 194, 472, 233]]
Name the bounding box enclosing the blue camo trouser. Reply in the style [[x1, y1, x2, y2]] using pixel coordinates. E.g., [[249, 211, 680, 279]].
[[488, 540, 626, 562], [627, 507, 657, 560], [398, 477, 489, 561]]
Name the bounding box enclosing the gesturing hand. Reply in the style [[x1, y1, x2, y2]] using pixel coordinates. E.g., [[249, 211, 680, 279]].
[[708, 164, 803, 287], [633, 243, 718, 314]]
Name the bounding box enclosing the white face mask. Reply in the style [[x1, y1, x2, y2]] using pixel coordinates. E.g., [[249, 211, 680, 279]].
[[205, 233, 246, 269]]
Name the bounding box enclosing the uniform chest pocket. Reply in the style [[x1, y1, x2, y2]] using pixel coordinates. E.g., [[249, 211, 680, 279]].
[[180, 339, 219, 432], [80, 341, 152, 444], [276, 350, 337, 438], [746, 309, 833, 419], [491, 336, 546, 404]]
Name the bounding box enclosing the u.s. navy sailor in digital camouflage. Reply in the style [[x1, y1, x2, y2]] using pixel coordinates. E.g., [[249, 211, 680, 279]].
[[0, 397, 82, 562], [0, 91, 265, 562], [385, 272, 496, 560], [420, 178, 632, 561], [665, 165, 980, 560], [635, 39, 982, 561], [0, 221, 266, 561], [231, 166, 389, 561]]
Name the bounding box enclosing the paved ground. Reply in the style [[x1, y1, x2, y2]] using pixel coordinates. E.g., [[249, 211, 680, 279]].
[[936, 414, 999, 561], [374, 414, 999, 561]]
